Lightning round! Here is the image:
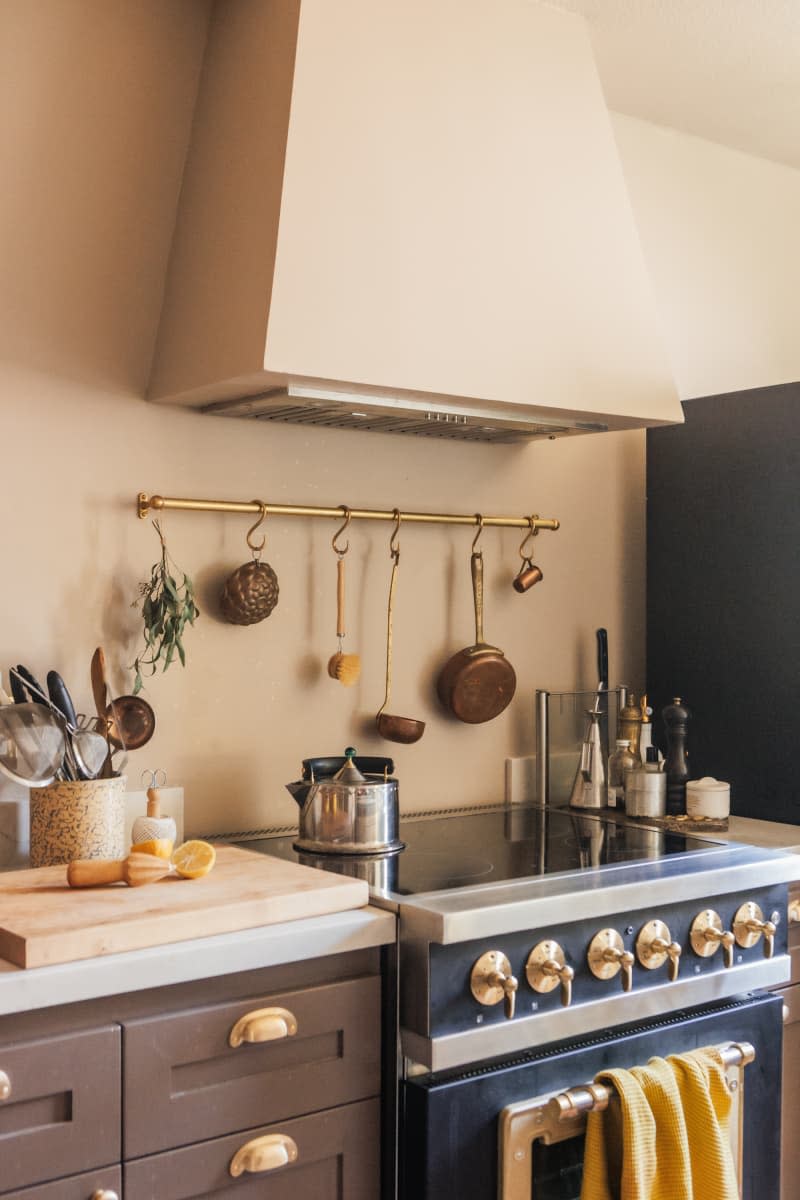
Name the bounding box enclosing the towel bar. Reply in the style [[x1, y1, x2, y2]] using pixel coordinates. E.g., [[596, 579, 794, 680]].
[[499, 1041, 754, 1200]]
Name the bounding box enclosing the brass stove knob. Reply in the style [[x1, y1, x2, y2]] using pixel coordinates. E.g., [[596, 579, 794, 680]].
[[587, 929, 635, 992], [526, 940, 574, 1007], [635, 919, 682, 982], [733, 902, 776, 959], [690, 909, 735, 968], [788, 898, 800, 925], [470, 951, 519, 1019]]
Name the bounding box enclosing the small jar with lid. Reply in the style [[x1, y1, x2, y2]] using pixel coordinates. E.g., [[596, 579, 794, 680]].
[[607, 739, 637, 809], [685, 777, 730, 821]]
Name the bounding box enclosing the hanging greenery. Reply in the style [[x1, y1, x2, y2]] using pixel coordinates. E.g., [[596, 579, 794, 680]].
[[131, 520, 199, 693]]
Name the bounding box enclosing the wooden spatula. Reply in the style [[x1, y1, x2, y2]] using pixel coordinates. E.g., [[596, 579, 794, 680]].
[[67, 851, 171, 888]]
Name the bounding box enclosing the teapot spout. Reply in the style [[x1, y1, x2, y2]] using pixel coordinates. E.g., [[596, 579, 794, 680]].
[[286, 781, 310, 807]]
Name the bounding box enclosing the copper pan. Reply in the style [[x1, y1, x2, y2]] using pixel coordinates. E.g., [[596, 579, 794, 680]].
[[436, 548, 516, 724]]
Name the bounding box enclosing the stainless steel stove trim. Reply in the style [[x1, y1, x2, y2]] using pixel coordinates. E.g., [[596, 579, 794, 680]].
[[396, 845, 800, 944], [401, 953, 790, 1071]]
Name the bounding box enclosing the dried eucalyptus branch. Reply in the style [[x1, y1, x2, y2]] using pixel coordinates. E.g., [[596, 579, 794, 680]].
[[130, 519, 200, 693]]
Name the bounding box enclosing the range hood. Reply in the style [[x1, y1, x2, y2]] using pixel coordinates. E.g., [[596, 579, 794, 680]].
[[149, 0, 682, 443]]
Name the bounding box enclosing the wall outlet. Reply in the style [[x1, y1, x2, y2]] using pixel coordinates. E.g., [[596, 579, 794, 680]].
[[505, 755, 537, 805]]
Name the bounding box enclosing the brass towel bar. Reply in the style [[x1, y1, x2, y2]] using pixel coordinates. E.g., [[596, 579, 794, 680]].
[[137, 493, 560, 533]]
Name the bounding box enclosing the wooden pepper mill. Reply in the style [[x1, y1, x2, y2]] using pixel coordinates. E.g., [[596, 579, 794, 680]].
[[662, 696, 691, 815]]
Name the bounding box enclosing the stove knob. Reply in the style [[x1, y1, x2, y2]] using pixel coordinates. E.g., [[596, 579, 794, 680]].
[[789, 899, 800, 925], [635, 920, 682, 982], [525, 940, 574, 1007], [587, 929, 635, 992], [690, 910, 735, 968], [733, 902, 776, 959], [470, 951, 519, 1019]]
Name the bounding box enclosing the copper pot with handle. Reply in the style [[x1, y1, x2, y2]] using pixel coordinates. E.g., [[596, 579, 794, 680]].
[[436, 544, 516, 724]]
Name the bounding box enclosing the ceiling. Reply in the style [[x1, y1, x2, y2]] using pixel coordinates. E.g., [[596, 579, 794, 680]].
[[548, 0, 800, 170]]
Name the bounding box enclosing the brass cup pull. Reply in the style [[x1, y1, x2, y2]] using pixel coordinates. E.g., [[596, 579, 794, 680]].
[[228, 1006, 298, 1048], [526, 941, 574, 1007], [0, 1070, 10, 1101], [90, 1191, 119, 1200], [734, 902, 776, 959], [230, 1132, 299, 1178]]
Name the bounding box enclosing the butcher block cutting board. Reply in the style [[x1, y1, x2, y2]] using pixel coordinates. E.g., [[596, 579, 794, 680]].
[[0, 846, 369, 969]]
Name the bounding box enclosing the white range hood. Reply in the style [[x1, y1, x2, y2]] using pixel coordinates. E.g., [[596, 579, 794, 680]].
[[148, 0, 683, 443]]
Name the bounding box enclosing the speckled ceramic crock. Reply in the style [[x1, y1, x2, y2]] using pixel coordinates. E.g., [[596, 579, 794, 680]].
[[29, 775, 127, 867]]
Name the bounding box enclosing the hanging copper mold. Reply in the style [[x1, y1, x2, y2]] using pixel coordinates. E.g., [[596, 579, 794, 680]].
[[220, 502, 280, 625], [513, 515, 544, 593]]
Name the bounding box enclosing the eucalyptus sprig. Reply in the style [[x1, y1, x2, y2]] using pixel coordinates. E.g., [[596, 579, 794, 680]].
[[131, 520, 200, 693]]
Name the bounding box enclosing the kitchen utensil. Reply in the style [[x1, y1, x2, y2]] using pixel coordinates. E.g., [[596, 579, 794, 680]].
[[568, 708, 606, 809], [663, 696, 691, 814], [287, 746, 403, 854], [0, 702, 66, 787], [625, 749, 668, 818], [91, 646, 155, 752], [512, 516, 544, 593], [220, 503, 279, 624], [436, 520, 516, 724], [596, 627, 609, 756], [375, 512, 425, 743], [8, 668, 27, 705], [15, 664, 48, 707], [10, 667, 108, 781], [29, 774, 127, 866], [327, 507, 361, 686], [67, 850, 172, 888], [132, 769, 177, 845]]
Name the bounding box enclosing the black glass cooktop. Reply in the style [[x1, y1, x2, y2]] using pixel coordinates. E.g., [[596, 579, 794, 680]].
[[237, 805, 720, 898]]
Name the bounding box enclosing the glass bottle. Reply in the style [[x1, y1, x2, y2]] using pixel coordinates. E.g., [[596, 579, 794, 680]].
[[607, 738, 637, 809]]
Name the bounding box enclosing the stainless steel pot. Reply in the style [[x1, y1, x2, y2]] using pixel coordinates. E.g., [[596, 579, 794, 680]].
[[286, 747, 403, 854]]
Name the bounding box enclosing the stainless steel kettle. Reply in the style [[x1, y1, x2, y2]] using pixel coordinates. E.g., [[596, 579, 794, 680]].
[[286, 747, 403, 854]]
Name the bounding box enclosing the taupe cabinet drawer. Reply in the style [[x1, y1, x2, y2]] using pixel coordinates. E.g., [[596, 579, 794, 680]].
[[0, 1025, 120, 1194], [125, 1096, 380, 1198], [2, 1165, 121, 1199], [123, 975, 381, 1157]]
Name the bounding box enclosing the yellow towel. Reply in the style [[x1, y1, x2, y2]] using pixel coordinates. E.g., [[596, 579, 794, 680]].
[[579, 1046, 740, 1200]]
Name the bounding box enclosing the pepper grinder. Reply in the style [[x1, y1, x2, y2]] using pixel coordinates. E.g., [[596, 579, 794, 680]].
[[662, 697, 691, 815], [617, 691, 643, 761]]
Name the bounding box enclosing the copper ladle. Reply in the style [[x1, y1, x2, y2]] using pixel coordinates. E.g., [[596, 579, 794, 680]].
[[375, 511, 425, 744]]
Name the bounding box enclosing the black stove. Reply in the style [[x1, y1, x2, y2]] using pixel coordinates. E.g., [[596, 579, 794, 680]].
[[239, 803, 716, 897]]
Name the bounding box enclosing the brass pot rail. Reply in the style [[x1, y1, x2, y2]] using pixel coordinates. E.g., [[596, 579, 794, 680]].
[[137, 493, 560, 533]]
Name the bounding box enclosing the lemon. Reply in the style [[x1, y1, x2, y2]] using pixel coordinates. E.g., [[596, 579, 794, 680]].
[[131, 838, 174, 860], [172, 839, 216, 879]]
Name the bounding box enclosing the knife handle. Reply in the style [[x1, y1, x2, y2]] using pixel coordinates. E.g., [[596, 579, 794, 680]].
[[596, 628, 608, 689]]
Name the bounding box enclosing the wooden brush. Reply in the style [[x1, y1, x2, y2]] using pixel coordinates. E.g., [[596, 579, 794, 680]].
[[327, 557, 361, 686]]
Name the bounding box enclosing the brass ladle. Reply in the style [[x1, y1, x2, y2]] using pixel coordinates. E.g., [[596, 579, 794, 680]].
[[376, 511, 425, 744]]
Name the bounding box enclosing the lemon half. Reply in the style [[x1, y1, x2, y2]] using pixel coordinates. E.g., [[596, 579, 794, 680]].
[[172, 840, 216, 880]]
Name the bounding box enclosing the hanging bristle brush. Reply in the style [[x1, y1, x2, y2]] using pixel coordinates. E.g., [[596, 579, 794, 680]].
[[327, 508, 361, 687]]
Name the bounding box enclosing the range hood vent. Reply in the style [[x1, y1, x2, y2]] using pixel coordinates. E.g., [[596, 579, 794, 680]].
[[149, 0, 682, 440], [202, 387, 607, 445]]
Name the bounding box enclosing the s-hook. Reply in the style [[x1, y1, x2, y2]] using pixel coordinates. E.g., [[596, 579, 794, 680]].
[[513, 515, 544, 593], [246, 501, 267, 560], [332, 506, 352, 557], [471, 513, 485, 555]]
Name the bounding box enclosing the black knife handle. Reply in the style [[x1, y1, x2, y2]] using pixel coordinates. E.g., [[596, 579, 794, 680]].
[[9, 669, 27, 705], [596, 628, 608, 689], [47, 670, 78, 728]]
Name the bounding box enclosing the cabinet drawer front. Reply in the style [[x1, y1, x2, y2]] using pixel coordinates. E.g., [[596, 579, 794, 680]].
[[2, 1165, 121, 1200], [0, 1026, 120, 1193], [123, 975, 380, 1156], [125, 1096, 380, 1199]]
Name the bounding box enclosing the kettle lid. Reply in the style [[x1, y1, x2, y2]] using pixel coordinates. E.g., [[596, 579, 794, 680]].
[[333, 747, 367, 786]]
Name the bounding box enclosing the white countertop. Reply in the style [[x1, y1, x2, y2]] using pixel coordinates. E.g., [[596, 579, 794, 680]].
[[0, 904, 395, 1017], [698, 815, 800, 853]]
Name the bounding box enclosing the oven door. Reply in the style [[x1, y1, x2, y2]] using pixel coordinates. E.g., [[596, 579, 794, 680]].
[[400, 992, 782, 1200]]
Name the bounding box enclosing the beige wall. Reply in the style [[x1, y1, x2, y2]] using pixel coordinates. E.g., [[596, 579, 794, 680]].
[[2, 4, 797, 859]]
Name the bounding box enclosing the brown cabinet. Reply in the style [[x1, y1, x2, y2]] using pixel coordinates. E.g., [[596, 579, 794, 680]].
[[779, 884, 800, 1200], [0, 948, 383, 1199]]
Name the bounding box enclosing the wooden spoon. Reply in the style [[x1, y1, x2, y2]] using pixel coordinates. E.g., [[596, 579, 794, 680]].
[[67, 851, 171, 888]]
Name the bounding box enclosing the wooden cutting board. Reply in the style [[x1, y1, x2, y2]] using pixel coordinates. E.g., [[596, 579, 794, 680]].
[[0, 846, 369, 969]]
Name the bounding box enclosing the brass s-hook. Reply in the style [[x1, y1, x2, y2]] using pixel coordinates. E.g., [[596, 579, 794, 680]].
[[332, 506, 352, 556], [246, 502, 267, 559], [471, 514, 485, 554], [519, 515, 539, 560], [389, 509, 401, 561]]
